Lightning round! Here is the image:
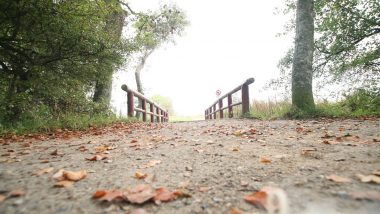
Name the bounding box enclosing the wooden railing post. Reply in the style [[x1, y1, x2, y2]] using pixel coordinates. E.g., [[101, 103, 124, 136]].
[[241, 83, 250, 116], [160, 110, 164, 123], [228, 94, 233, 118], [156, 107, 160, 122], [127, 91, 134, 117], [142, 99, 147, 122], [218, 99, 223, 119], [213, 105, 216, 119], [150, 103, 154, 122]]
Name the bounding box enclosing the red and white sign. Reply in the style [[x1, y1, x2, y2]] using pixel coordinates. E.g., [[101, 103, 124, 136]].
[[216, 90, 221, 97]]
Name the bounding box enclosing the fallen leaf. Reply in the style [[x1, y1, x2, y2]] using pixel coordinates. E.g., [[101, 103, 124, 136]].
[[52, 169, 65, 181], [135, 172, 148, 179], [63, 170, 87, 181], [244, 190, 267, 209], [140, 160, 161, 169], [356, 174, 380, 184], [232, 147, 239, 152], [130, 139, 138, 143], [260, 157, 271, 163], [322, 140, 339, 145], [36, 167, 54, 176], [94, 189, 125, 202], [154, 187, 177, 204], [244, 186, 286, 212], [301, 147, 317, 155], [125, 184, 155, 204], [0, 194, 6, 202], [229, 207, 244, 214], [373, 170, 380, 176], [92, 190, 106, 199], [85, 154, 108, 161], [9, 189, 25, 197], [349, 191, 380, 201], [54, 180, 74, 188], [326, 174, 351, 183]]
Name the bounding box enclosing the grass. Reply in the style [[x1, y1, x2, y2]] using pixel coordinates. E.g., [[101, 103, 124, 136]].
[[248, 99, 380, 120], [0, 112, 135, 136]]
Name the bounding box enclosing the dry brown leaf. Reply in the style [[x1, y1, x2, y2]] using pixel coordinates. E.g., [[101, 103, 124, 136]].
[[36, 167, 54, 176], [244, 190, 267, 209], [63, 170, 87, 181], [85, 154, 108, 161], [125, 184, 155, 204], [229, 207, 244, 214], [0, 194, 6, 202], [153, 187, 177, 204], [322, 140, 339, 145], [356, 174, 380, 184], [140, 160, 161, 169], [373, 170, 380, 176], [135, 172, 148, 179], [244, 186, 285, 212], [232, 147, 239, 152], [130, 139, 138, 143], [260, 157, 271, 163], [326, 174, 351, 183], [52, 169, 65, 181], [92, 190, 106, 199], [54, 180, 74, 188], [349, 191, 380, 201], [9, 189, 25, 197], [94, 189, 125, 202]]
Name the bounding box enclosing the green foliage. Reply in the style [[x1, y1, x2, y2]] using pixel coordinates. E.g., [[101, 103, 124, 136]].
[[0, 0, 127, 124], [341, 89, 380, 116], [275, 0, 380, 93]]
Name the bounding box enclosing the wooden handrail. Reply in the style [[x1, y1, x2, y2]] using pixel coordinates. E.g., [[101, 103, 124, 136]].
[[205, 78, 254, 119], [121, 84, 169, 122]]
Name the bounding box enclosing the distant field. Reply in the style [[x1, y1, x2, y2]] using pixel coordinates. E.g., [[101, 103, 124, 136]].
[[169, 115, 204, 122]]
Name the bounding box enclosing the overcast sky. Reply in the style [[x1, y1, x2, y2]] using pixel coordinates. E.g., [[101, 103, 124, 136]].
[[111, 0, 293, 117]]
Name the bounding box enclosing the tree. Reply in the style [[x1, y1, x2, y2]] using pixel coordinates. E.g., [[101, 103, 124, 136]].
[[0, 0, 126, 123], [276, 0, 380, 96], [93, 0, 126, 106], [124, 4, 188, 95], [291, 0, 315, 110]]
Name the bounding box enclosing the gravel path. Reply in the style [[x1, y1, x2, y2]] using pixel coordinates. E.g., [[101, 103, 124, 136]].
[[1, 119, 379, 214]]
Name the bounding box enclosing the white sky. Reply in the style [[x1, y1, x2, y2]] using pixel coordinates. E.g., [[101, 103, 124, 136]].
[[111, 0, 293, 117]]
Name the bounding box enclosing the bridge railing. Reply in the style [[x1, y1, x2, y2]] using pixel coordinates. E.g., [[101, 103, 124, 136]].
[[121, 85, 169, 122], [205, 78, 254, 120]]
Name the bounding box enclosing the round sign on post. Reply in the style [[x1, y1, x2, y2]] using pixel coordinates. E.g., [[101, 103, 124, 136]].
[[216, 90, 221, 97]]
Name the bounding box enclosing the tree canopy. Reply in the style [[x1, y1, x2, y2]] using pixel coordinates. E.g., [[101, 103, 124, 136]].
[[276, 0, 380, 95], [0, 0, 127, 123]]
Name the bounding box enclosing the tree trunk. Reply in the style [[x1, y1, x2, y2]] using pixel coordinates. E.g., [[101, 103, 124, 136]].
[[93, 72, 113, 105], [134, 50, 154, 119], [291, 0, 315, 110], [93, 0, 124, 106]]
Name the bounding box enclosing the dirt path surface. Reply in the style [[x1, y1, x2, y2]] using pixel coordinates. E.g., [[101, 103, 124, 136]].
[[1, 119, 380, 214]]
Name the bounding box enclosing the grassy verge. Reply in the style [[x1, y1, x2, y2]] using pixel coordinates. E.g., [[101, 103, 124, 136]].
[[0, 112, 134, 136], [249, 89, 380, 119]]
